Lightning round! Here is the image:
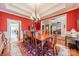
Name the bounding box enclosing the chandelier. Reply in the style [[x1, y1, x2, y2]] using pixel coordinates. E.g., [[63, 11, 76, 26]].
[[31, 3, 40, 22]]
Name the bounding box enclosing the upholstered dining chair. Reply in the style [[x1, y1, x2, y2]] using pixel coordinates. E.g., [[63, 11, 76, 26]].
[[23, 31, 32, 49], [51, 31, 58, 56], [23, 31, 29, 47], [23, 32, 27, 45], [43, 40, 52, 56], [65, 36, 69, 47], [0, 32, 4, 54], [0, 32, 7, 55], [36, 40, 42, 56]]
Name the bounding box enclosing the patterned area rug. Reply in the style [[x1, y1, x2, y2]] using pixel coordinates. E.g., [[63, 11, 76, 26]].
[[19, 42, 30, 56], [19, 43, 54, 56], [19, 42, 70, 56]]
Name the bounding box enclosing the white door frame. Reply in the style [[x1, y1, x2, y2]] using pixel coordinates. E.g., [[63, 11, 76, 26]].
[[7, 19, 21, 43]]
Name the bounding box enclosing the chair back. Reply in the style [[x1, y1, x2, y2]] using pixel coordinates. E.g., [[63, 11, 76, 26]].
[[0, 32, 7, 54], [51, 31, 58, 48], [0, 32, 3, 45], [65, 36, 70, 47]]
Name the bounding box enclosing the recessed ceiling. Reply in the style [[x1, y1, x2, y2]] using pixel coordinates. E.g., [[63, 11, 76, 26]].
[[0, 3, 79, 20]]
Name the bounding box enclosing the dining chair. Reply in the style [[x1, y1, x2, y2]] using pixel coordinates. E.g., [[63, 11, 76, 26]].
[[2, 32, 7, 53], [23, 31, 29, 47], [25, 31, 37, 55], [23, 33, 27, 46], [65, 36, 69, 47], [23, 31, 33, 50], [37, 40, 42, 56], [51, 32, 58, 56], [0, 32, 7, 55], [0, 32, 3, 54], [42, 37, 54, 56]]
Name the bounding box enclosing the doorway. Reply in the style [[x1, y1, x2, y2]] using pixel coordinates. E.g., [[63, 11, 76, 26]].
[[7, 19, 21, 43], [10, 22, 20, 43], [7, 19, 22, 55]]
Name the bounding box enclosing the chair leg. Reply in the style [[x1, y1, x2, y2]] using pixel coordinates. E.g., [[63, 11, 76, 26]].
[[52, 47, 58, 56], [55, 47, 58, 56], [52, 48, 55, 56]]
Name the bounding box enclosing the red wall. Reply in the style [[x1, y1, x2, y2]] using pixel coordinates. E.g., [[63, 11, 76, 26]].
[[0, 12, 1, 30], [1, 8, 79, 32], [0, 11, 33, 31], [76, 8, 79, 31], [34, 21, 41, 31], [67, 8, 79, 32], [34, 8, 79, 32], [67, 9, 77, 31]]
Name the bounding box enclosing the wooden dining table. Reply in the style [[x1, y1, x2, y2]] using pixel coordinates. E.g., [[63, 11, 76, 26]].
[[35, 34, 52, 42], [35, 34, 52, 50]]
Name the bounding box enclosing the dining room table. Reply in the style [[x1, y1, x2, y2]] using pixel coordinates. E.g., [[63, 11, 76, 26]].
[[35, 33, 52, 51]]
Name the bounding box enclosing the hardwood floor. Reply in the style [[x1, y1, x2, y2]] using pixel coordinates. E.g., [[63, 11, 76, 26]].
[[1, 45, 10, 56], [1, 38, 79, 56]]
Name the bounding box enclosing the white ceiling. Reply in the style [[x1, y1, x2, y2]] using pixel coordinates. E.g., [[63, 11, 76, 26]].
[[0, 3, 79, 20]]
